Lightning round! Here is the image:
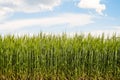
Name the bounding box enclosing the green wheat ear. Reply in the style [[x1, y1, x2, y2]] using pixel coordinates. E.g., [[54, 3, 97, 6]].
[[0, 33, 120, 80]]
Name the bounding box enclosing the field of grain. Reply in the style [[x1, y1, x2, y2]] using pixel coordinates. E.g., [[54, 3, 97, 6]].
[[0, 33, 120, 80]]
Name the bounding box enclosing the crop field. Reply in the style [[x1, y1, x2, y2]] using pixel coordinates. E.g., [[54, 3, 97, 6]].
[[0, 33, 120, 80]]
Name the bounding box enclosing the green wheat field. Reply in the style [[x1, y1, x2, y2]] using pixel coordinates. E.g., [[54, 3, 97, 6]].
[[0, 33, 120, 80]]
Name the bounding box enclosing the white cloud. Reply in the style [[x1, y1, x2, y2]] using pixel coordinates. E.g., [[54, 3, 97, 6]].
[[57, 28, 120, 38], [52, 26, 120, 37], [0, 0, 61, 17], [114, 26, 120, 30], [0, 7, 13, 20], [0, 13, 94, 31], [77, 0, 106, 15], [83, 26, 120, 37], [16, 29, 120, 37]]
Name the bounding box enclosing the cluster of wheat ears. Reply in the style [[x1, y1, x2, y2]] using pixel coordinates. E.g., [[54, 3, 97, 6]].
[[0, 33, 120, 80]]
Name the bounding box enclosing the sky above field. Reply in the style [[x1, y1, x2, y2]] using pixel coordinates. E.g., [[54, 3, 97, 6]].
[[0, 0, 120, 36]]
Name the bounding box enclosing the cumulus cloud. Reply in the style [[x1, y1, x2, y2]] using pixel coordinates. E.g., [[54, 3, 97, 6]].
[[0, 7, 13, 20], [77, 0, 106, 15], [0, 0, 61, 17], [0, 13, 94, 31], [114, 26, 120, 30], [85, 30, 120, 38], [13, 28, 120, 37], [83, 26, 120, 37], [61, 28, 120, 38]]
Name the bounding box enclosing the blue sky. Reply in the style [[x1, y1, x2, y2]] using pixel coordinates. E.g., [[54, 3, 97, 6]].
[[0, 0, 120, 36]]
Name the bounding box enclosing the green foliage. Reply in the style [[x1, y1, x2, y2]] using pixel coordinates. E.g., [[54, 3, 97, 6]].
[[0, 33, 120, 80]]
